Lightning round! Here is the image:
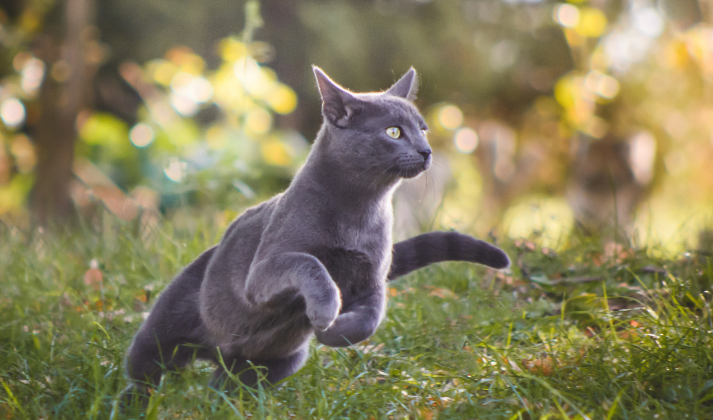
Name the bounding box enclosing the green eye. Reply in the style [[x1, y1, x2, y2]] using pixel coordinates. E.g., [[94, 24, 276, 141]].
[[386, 127, 401, 139]]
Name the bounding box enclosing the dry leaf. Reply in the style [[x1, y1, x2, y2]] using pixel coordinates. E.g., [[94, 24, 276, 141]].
[[419, 408, 434, 420], [428, 287, 455, 299], [617, 329, 637, 339], [521, 357, 557, 375], [83, 260, 103, 288], [584, 326, 598, 337]]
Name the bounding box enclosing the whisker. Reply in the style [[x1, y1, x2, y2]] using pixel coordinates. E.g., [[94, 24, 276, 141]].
[[352, 163, 388, 186], [369, 164, 396, 191]]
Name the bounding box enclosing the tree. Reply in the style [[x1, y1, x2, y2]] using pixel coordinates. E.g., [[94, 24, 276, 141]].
[[30, 0, 96, 225]]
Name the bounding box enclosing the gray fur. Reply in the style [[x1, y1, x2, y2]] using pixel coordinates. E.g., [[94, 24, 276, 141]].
[[120, 67, 510, 405]]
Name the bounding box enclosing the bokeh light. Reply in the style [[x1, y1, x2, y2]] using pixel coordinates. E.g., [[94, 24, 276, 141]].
[[576, 8, 607, 38], [164, 157, 187, 182], [454, 127, 479, 154], [261, 139, 291, 166], [171, 91, 199, 116], [554, 4, 579, 29], [438, 105, 463, 130], [629, 131, 656, 185], [149, 60, 178, 86], [266, 85, 298, 115], [171, 72, 213, 104], [0, 99, 26, 129], [584, 71, 620, 99], [634, 7, 664, 38], [245, 108, 272, 134], [129, 123, 155, 148], [20, 57, 45, 95]]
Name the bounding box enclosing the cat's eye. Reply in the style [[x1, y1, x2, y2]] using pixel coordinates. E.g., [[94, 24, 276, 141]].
[[421, 129, 428, 137], [385, 127, 401, 139]]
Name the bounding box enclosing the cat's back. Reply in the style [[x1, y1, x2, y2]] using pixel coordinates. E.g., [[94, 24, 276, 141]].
[[198, 195, 282, 333], [206, 194, 282, 280]]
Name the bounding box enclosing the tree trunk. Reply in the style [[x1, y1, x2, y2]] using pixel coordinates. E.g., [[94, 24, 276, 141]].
[[31, 0, 93, 226]]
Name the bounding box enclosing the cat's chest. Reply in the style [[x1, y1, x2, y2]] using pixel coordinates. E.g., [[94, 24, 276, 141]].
[[311, 246, 383, 300], [330, 201, 393, 250]]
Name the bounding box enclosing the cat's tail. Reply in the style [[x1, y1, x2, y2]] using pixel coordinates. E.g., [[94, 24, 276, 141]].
[[387, 231, 510, 281]]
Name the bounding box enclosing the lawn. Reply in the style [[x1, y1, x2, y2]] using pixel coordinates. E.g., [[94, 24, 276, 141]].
[[0, 216, 711, 419]]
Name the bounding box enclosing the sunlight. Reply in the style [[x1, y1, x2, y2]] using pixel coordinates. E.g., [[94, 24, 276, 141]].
[[502, 196, 574, 250]]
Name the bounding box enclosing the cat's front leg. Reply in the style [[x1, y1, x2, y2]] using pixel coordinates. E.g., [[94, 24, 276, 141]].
[[314, 292, 384, 347], [244, 252, 341, 331]]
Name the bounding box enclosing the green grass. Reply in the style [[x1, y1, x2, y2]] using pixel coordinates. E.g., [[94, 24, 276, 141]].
[[1, 215, 712, 419]]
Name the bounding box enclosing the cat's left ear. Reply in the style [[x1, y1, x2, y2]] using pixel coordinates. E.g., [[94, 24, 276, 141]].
[[386, 67, 419, 101], [313, 66, 361, 128]]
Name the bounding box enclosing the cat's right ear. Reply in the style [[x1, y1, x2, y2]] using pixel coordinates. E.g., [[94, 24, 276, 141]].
[[386, 67, 419, 101], [313, 66, 359, 128]]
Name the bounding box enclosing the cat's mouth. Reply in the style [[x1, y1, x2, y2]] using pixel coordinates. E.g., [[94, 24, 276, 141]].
[[396, 157, 431, 179]]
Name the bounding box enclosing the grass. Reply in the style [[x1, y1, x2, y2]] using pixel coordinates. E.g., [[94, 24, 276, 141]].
[[0, 214, 712, 419]]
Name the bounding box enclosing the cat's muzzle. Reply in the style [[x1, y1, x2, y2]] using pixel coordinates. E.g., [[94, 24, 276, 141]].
[[398, 154, 432, 179]]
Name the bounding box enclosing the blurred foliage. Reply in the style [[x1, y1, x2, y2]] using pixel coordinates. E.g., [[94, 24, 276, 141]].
[[0, 0, 712, 249], [78, 40, 306, 212], [0, 0, 306, 224]]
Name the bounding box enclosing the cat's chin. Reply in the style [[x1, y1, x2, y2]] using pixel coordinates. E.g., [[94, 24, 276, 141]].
[[398, 168, 427, 179]]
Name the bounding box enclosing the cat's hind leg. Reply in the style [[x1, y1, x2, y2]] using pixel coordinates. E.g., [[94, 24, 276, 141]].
[[120, 247, 216, 409], [209, 345, 310, 392], [120, 328, 203, 409]]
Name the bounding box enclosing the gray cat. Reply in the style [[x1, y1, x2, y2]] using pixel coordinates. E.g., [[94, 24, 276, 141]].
[[121, 67, 510, 403]]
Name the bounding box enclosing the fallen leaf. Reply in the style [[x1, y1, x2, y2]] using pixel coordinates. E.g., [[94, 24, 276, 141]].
[[419, 409, 434, 420], [617, 329, 637, 340], [83, 267, 103, 288], [427, 287, 455, 299], [521, 357, 557, 375]]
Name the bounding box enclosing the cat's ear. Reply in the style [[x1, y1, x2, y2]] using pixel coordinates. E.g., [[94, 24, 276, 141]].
[[313, 66, 360, 128], [386, 67, 419, 101]]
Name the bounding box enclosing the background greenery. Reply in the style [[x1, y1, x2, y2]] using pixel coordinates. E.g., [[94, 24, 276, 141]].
[[1, 0, 713, 418], [0, 0, 712, 247]]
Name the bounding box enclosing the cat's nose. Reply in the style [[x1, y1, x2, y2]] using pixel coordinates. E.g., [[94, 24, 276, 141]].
[[418, 149, 432, 161]]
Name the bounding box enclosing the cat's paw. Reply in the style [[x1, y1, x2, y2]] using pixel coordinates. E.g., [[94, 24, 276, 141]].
[[306, 284, 341, 331]]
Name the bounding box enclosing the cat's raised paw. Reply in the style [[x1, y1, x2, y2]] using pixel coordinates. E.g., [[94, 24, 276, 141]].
[[306, 293, 341, 331]]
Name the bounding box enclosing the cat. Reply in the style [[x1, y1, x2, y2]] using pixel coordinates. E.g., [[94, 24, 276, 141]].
[[120, 67, 510, 405]]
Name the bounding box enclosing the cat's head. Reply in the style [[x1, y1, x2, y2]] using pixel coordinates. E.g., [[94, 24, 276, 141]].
[[313, 67, 432, 181]]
